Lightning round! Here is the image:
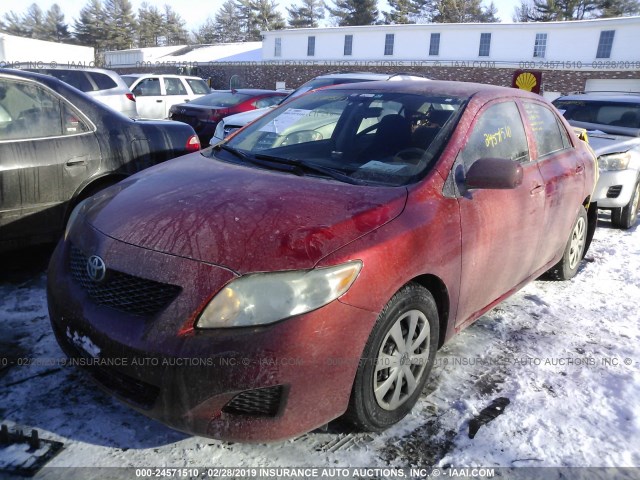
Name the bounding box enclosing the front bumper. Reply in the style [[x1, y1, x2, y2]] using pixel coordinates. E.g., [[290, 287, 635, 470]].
[[47, 227, 377, 442], [592, 168, 639, 208]]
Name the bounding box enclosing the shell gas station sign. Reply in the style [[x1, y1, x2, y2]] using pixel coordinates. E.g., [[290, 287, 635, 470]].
[[512, 70, 543, 95]]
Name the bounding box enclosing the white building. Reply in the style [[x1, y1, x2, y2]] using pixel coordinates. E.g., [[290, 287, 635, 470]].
[[0, 34, 94, 66], [262, 16, 640, 71]]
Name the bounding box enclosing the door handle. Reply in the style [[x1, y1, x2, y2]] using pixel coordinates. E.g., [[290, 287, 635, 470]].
[[530, 184, 545, 195], [576, 164, 585, 174], [66, 155, 88, 167], [155, 100, 162, 103]]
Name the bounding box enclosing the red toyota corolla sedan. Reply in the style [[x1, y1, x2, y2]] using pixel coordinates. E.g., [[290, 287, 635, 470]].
[[47, 81, 597, 442]]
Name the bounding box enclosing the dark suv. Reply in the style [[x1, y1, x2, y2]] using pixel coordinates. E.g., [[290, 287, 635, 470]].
[[0, 69, 200, 252]]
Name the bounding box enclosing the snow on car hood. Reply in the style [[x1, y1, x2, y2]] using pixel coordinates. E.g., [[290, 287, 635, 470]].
[[587, 133, 640, 156], [86, 154, 407, 273]]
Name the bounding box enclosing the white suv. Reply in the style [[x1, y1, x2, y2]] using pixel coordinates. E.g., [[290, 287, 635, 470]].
[[554, 94, 640, 229], [211, 72, 428, 144], [122, 74, 210, 119]]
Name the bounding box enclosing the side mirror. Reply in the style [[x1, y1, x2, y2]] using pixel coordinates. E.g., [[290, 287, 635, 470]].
[[465, 158, 523, 190]]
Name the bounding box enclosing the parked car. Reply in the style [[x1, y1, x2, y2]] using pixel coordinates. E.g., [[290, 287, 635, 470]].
[[122, 74, 210, 119], [0, 68, 200, 252], [169, 89, 288, 144], [553, 93, 640, 228], [23, 66, 138, 118], [48, 80, 596, 442], [211, 72, 429, 144]]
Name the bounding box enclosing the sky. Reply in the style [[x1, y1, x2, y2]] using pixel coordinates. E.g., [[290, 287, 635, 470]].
[[0, 0, 521, 33]]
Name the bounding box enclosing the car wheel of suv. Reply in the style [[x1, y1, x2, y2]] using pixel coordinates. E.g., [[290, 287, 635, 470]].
[[344, 283, 439, 431], [546, 206, 588, 281], [611, 180, 640, 230]]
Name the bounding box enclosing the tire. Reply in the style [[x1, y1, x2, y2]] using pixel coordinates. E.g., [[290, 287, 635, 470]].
[[546, 206, 588, 281], [611, 180, 640, 230], [344, 283, 439, 432]]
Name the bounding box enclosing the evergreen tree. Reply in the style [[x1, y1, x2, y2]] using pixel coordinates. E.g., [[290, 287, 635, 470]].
[[137, 2, 163, 47], [430, 0, 500, 22], [74, 0, 108, 50], [384, 0, 418, 23], [252, 0, 285, 36], [0, 12, 31, 37], [287, 0, 325, 28], [103, 0, 136, 50], [213, 0, 244, 42], [163, 5, 189, 45], [513, 0, 536, 21], [193, 17, 219, 43], [327, 0, 379, 25], [43, 4, 71, 42], [598, 0, 640, 16], [531, 0, 599, 20], [23, 4, 47, 40]]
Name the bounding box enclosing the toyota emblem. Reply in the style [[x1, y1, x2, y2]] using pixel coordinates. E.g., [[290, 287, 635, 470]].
[[86, 255, 106, 282]]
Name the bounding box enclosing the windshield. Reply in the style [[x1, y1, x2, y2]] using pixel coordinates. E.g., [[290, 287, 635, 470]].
[[216, 89, 465, 186], [554, 100, 640, 130], [191, 91, 252, 107]]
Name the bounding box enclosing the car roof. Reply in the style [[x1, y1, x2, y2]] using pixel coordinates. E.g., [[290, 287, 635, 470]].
[[121, 73, 205, 80], [0, 67, 66, 87], [555, 93, 640, 103], [313, 72, 395, 81], [318, 79, 535, 100], [209, 89, 286, 95]]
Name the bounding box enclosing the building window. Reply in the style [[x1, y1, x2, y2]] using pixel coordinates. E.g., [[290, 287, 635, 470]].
[[596, 30, 615, 58], [384, 33, 394, 56], [533, 33, 547, 58], [274, 38, 281, 57], [479, 33, 491, 56], [344, 34, 353, 56], [429, 33, 440, 56], [307, 36, 315, 56]]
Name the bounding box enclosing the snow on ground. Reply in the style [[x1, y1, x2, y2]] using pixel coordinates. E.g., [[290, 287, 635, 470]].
[[0, 214, 639, 478]]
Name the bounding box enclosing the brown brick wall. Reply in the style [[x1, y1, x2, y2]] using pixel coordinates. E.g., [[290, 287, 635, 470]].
[[117, 63, 640, 94]]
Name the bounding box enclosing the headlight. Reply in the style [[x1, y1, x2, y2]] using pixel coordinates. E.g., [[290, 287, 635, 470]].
[[598, 152, 631, 171], [196, 261, 362, 328], [64, 198, 90, 241]]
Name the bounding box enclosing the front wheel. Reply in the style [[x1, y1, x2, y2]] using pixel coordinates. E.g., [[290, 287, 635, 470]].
[[344, 283, 439, 431], [611, 180, 640, 229], [546, 206, 588, 280]]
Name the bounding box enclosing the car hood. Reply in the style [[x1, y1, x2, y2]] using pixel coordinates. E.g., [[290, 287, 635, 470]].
[[223, 107, 273, 127], [587, 133, 640, 156], [86, 153, 407, 273]]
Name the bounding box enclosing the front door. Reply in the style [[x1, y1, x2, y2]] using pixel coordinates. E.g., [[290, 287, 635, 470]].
[[454, 100, 545, 327], [132, 77, 166, 119]]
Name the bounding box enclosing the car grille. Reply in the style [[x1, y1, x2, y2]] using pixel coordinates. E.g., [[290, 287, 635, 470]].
[[606, 185, 622, 198], [69, 245, 181, 317], [222, 385, 284, 417]]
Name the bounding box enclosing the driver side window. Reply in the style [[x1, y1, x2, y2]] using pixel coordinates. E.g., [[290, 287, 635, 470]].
[[134, 78, 161, 96], [459, 101, 529, 170]]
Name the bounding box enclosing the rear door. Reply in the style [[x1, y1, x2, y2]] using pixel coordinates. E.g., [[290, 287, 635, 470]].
[[162, 77, 191, 118], [521, 100, 586, 267], [455, 100, 545, 327], [132, 77, 165, 119], [0, 76, 100, 247]]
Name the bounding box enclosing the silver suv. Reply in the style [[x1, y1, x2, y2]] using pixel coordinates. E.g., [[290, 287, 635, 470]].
[[554, 94, 640, 229], [211, 72, 428, 144], [24, 67, 138, 118]]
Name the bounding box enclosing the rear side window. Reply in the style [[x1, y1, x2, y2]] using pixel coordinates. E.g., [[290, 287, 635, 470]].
[[0, 78, 63, 140], [164, 77, 188, 95], [47, 70, 93, 92], [88, 72, 117, 90], [186, 79, 210, 95], [459, 101, 530, 170], [523, 102, 571, 157]]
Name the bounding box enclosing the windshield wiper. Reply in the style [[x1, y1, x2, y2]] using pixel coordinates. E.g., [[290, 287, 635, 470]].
[[213, 144, 302, 174], [253, 153, 367, 185]]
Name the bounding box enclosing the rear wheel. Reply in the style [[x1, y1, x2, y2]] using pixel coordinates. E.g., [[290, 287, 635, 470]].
[[344, 283, 439, 431], [546, 206, 588, 280], [611, 180, 640, 229]]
